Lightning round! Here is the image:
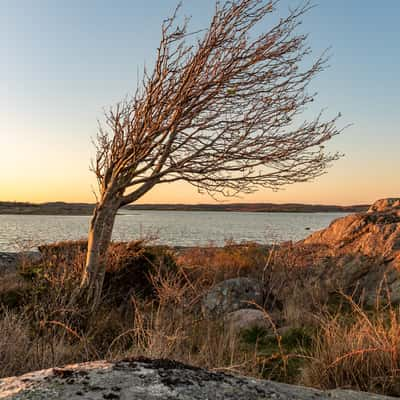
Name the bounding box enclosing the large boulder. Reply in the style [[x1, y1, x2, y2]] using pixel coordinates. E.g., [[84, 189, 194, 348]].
[[0, 358, 395, 399], [202, 277, 263, 317], [298, 198, 400, 306], [303, 210, 400, 262]]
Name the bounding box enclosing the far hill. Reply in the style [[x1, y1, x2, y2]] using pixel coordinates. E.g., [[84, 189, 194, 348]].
[[0, 202, 94, 215], [125, 203, 368, 213], [0, 201, 368, 215]]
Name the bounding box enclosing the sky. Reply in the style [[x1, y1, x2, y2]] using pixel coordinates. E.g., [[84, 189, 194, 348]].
[[0, 0, 399, 205]]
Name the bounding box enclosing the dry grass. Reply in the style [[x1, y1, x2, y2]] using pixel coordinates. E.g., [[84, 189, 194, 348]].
[[302, 294, 400, 396], [176, 241, 269, 286], [0, 241, 266, 379], [0, 309, 83, 378], [0, 272, 30, 308], [113, 297, 261, 377], [1, 240, 400, 399], [107, 257, 262, 377]]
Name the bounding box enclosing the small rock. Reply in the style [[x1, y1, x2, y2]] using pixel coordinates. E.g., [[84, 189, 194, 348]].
[[0, 251, 42, 275], [225, 309, 272, 334], [202, 277, 263, 317]]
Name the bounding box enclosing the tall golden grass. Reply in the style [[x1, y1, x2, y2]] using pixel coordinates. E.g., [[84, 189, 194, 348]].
[[302, 293, 400, 396]]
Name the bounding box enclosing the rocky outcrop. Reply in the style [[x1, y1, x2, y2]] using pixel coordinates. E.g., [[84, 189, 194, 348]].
[[0, 358, 395, 399], [303, 208, 400, 263], [202, 277, 263, 317], [298, 198, 400, 306], [367, 198, 400, 213]]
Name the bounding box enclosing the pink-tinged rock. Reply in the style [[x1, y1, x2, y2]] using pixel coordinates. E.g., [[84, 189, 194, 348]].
[[367, 198, 400, 213], [297, 198, 400, 306]]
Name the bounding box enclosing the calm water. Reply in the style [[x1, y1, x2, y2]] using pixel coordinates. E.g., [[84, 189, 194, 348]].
[[0, 211, 345, 252]]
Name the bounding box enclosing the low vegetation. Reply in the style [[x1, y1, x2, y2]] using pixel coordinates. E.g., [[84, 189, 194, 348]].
[[0, 241, 399, 397]]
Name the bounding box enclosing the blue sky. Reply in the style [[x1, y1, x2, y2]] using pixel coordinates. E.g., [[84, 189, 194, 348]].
[[1, 1, 399, 204]]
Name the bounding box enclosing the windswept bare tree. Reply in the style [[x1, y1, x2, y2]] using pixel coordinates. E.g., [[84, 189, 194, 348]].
[[81, 0, 343, 308]]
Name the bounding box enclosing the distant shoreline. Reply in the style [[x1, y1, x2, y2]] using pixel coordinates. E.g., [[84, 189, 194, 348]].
[[0, 201, 369, 216]]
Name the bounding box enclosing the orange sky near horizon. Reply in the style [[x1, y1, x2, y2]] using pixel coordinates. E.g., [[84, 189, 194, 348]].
[[0, 120, 398, 206], [1, 148, 397, 206]]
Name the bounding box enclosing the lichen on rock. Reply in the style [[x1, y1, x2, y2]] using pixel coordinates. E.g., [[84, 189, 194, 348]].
[[0, 358, 396, 399]]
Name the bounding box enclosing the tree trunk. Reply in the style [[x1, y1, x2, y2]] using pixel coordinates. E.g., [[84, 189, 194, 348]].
[[81, 194, 120, 310]]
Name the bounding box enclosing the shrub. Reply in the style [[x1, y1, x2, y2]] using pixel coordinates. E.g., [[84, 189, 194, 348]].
[[0, 273, 30, 309], [103, 242, 178, 305], [33, 240, 178, 306], [177, 241, 269, 286]]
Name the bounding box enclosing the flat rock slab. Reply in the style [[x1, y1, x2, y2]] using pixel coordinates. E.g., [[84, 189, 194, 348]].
[[0, 358, 394, 400]]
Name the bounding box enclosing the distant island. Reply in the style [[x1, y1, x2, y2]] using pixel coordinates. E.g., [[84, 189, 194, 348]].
[[0, 201, 369, 215]]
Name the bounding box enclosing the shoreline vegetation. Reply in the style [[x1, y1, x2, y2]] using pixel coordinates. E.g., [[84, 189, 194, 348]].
[[0, 201, 368, 216]]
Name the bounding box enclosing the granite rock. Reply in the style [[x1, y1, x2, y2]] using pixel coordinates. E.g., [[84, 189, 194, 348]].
[[202, 277, 263, 317], [225, 308, 272, 333], [299, 198, 400, 306], [0, 358, 395, 400]]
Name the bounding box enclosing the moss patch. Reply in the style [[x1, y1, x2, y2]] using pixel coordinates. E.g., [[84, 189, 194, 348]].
[[241, 326, 313, 384]]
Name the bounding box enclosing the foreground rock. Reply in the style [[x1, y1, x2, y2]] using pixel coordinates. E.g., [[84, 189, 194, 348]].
[[0, 358, 395, 399]]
